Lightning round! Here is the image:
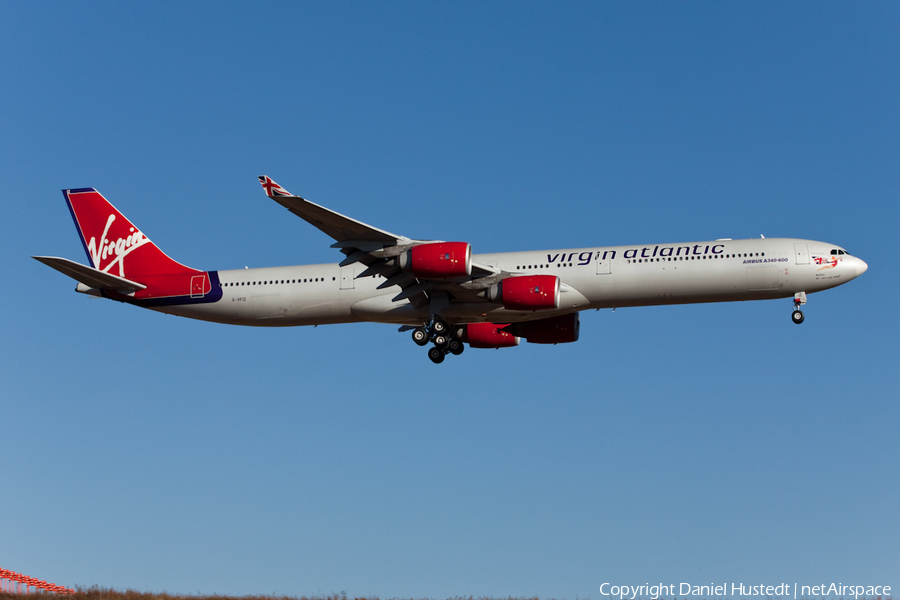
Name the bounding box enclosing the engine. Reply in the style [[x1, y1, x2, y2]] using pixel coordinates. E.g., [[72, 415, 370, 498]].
[[456, 322, 520, 348], [487, 274, 560, 310], [399, 242, 472, 278], [502, 313, 580, 344]]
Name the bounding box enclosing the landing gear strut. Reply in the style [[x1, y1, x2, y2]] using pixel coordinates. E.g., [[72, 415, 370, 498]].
[[792, 291, 807, 325]]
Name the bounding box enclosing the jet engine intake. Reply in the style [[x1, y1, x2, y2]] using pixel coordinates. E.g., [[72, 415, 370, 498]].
[[487, 274, 560, 310], [399, 242, 472, 278]]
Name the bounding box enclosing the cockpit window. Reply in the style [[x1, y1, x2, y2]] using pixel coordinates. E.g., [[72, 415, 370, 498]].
[[838, 250, 846, 255], [831, 249, 838, 255]]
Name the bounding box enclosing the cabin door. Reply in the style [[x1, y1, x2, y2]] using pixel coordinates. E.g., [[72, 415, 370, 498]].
[[596, 255, 612, 275], [340, 266, 355, 290]]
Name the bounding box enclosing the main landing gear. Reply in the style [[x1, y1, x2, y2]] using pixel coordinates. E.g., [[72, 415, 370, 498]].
[[411, 318, 465, 363], [791, 291, 807, 325]]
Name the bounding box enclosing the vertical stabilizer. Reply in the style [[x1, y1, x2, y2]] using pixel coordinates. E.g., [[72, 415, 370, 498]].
[[64, 188, 198, 279]]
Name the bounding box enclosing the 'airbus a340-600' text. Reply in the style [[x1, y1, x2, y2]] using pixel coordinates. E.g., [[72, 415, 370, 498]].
[[35, 176, 868, 363]]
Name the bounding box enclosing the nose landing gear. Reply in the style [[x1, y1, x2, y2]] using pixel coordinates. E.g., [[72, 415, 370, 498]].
[[791, 291, 807, 324]]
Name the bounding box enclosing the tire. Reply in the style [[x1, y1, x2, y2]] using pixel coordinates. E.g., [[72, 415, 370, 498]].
[[448, 339, 465, 355], [432, 319, 448, 334], [428, 347, 445, 364], [792, 310, 805, 324], [412, 327, 430, 346], [433, 334, 449, 349]]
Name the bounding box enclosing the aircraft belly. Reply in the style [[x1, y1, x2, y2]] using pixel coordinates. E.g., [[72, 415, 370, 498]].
[[158, 287, 362, 327], [350, 293, 426, 324], [280, 286, 364, 325], [747, 266, 779, 292], [150, 301, 245, 324], [579, 263, 783, 308], [622, 266, 743, 303], [251, 292, 288, 319]]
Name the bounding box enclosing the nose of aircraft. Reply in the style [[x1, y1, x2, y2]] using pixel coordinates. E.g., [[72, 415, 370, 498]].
[[855, 257, 868, 277]]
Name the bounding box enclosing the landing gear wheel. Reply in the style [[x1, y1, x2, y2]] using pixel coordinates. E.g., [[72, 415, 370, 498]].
[[792, 310, 805, 324], [412, 327, 430, 346], [431, 319, 448, 335], [448, 339, 465, 355], [433, 334, 450, 350], [427, 347, 445, 364]]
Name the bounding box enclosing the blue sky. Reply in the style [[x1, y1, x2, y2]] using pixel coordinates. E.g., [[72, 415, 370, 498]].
[[1, 2, 898, 597]]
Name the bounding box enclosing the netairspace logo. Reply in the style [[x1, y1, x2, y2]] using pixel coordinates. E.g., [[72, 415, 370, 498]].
[[599, 583, 892, 600]]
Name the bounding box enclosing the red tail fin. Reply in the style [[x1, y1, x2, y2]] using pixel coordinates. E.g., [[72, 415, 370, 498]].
[[64, 188, 198, 279]]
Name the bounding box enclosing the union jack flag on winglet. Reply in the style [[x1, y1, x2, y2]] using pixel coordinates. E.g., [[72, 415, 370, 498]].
[[258, 175, 292, 197]]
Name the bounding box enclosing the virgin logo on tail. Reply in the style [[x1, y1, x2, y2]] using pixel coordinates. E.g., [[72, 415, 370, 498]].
[[87, 214, 151, 276], [64, 187, 202, 284]]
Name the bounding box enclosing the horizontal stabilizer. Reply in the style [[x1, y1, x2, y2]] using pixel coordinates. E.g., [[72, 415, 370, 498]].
[[33, 256, 147, 292]]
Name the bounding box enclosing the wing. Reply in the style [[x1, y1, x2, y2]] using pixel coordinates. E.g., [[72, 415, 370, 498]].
[[258, 175, 406, 245], [258, 176, 506, 310]]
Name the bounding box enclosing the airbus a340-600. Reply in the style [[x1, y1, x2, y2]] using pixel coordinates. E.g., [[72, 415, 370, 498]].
[[35, 176, 868, 363]]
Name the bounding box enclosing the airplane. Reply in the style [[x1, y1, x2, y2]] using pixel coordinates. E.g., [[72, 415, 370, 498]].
[[35, 176, 868, 363]]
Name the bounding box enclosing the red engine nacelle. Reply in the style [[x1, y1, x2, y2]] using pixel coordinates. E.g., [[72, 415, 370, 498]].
[[457, 322, 520, 349], [400, 242, 472, 278], [503, 313, 580, 344], [488, 274, 560, 310]]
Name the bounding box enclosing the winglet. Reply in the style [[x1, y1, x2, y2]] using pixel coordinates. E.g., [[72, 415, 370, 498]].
[[258, 175, 293, 197]]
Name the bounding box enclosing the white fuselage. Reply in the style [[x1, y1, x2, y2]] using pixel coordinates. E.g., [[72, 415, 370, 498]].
[[154, 237, 867, 327]]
